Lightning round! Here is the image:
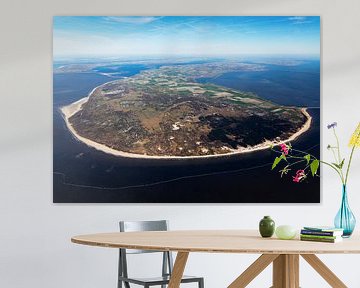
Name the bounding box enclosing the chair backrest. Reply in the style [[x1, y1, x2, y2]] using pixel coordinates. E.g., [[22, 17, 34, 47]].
[[120, 220, 168, 232], [118, 220, 174, 282], [119, 220, 169, 254]]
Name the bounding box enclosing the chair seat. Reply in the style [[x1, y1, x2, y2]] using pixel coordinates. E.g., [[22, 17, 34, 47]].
[[119, 274, 202, 285]]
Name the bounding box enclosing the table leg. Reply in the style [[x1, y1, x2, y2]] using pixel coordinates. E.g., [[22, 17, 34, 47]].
[[228, 254, 279, 288], [301, 254, 347, 288], [272, 254, 299, 288], [229, 253, 348, 288], [168, 252, 189, 288]]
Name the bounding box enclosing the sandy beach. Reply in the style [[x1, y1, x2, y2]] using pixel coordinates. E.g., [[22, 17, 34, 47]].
[[60, 88, 312, 160]]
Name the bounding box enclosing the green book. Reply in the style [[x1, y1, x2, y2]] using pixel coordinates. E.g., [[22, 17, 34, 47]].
[[300, 236, 342, 243], [300, 234, 340, 240]]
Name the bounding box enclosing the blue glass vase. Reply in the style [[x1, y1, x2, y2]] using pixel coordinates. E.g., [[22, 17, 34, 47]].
[[334, 185, 356, 237]]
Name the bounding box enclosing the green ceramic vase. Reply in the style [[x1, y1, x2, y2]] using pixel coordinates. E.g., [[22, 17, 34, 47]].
[[259, 216, 275, 238]]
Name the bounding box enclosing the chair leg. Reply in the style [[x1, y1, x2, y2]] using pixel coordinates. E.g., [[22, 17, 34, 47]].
[[118, 250, 122, 288], [198, 278, 204, 288]]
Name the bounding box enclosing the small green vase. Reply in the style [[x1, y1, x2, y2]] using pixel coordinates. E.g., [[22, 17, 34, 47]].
[[259, 216, 275, 238]]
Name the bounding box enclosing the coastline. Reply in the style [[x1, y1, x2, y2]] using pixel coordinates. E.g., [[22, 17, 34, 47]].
[[60, 88, 312, 160]]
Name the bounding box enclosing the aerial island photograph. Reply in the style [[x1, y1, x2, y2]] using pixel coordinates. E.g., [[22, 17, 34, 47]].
[[53, 16, 320, 203]]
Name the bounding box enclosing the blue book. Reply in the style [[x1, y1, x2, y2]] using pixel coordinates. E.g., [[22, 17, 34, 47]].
[[302, 226, 343, 236]]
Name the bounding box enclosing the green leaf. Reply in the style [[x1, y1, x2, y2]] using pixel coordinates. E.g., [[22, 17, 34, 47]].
[[310, 159, 320, 176], [272, 157, 281, 170], [304, 154, 311, 164], [332, 160, 345, 169], [332, 159, 345, 169], [271, 154, 285, 170], [339, 159, 345, 169]]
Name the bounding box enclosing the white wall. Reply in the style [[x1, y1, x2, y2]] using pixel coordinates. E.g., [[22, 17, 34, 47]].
[[1, 0, 360, 287]]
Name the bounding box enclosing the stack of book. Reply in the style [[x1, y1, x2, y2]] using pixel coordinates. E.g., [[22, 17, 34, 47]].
[[300, 226, 344, 243]]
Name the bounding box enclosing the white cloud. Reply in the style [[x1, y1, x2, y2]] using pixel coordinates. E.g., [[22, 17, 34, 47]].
[[105, 16, 161, 24], [288, 16, 312, 25], [288, 16, 307, 21]]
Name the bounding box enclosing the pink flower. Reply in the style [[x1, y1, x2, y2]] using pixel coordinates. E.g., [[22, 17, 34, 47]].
[[296, 169, 305, 175], [293, 170, 306, 183], [279, 143, 289, 155]]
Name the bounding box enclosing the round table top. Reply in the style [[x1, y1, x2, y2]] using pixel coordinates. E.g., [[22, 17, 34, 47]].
[[71, 230, 360, 254]]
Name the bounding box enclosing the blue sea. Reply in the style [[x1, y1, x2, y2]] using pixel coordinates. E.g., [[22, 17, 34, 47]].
[[53, 57, 320, 203]]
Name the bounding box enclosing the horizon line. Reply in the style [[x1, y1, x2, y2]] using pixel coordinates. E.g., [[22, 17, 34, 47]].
[[54, 53, 320, 61]]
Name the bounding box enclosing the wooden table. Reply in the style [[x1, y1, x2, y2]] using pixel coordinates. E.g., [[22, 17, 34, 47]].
[[72, 230, 360, 288]]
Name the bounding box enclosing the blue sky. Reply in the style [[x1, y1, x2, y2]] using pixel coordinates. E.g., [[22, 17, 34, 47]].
[[53, 16, 320, 59]]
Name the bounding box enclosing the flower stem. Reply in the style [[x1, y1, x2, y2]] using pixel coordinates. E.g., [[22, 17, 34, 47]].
[[333, 128, 342, 163], [345, 145, 356, 185], [345, 130, 360, 185], [286, 159, 307, 168], [319, 160, 344, 183], [333, 128, 345, 181]]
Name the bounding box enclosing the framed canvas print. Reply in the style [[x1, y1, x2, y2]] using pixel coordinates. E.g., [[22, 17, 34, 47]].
[[53, 16, 320, 203]]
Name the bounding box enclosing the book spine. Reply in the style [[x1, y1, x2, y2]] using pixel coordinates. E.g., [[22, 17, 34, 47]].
[[301, 230, 336, 236], [300, 234, 337, 240], [300, 237, 337, 243]]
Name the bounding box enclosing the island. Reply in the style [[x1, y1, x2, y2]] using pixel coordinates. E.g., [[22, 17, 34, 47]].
[[61, 62, 311, 159]]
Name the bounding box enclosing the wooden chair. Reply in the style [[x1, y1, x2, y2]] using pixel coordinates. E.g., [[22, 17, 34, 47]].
[[118, 220, 204, 288]]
